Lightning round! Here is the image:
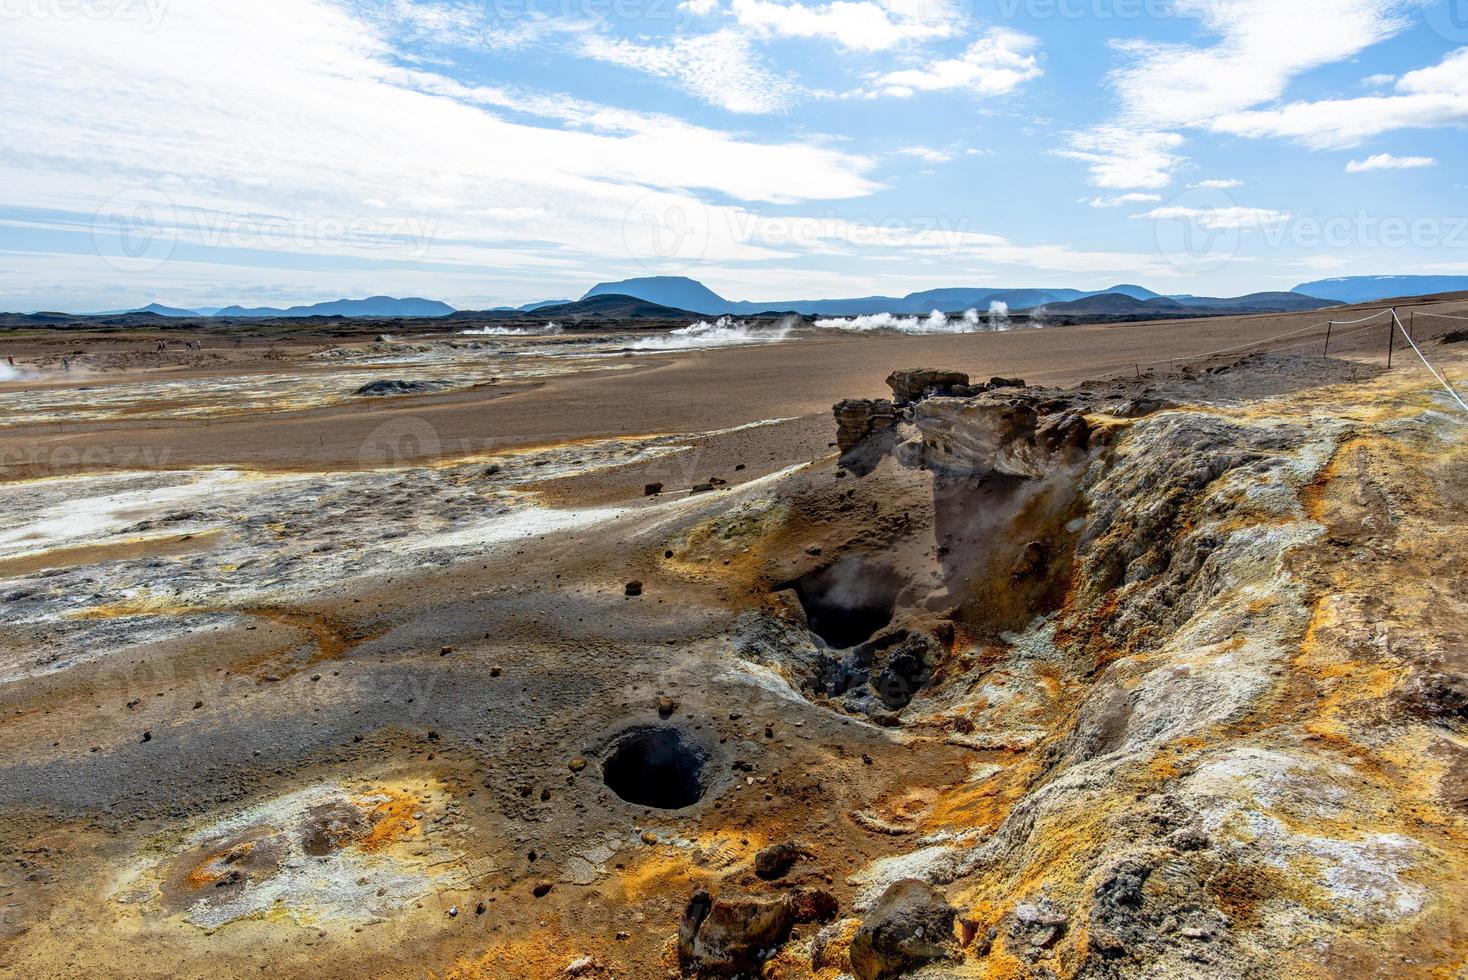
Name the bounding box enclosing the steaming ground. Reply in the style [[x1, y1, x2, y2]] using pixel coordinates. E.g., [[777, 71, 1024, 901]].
[[0, 299, 1465, 978], [814, 303, 1015, 334]]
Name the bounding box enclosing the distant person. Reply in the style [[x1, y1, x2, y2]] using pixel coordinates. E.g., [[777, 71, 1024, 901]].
[[5, 355, 12, 367], [62, 357, 70, 372]]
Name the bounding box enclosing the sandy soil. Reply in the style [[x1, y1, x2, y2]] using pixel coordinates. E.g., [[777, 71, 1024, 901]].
[[3, 297, 1463, 481], [0, 304, 1465, 979]]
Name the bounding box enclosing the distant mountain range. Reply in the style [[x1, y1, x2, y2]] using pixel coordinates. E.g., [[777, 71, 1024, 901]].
[[1041, 291, 1339, 318], [96, 302, 207, 317], [451, 293, 700, 322], [1294, 276, 1468, 304], [93, 296, 454, 318], [581, 276, 1335, 316], [212, 296, 455, 318], [59, 274, 1464, 323]]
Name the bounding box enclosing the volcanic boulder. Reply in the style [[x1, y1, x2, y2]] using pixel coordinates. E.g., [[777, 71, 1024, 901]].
[[677, 890, 797, 976], [849, 879, 960, 980], [885, 369, 972, 406]]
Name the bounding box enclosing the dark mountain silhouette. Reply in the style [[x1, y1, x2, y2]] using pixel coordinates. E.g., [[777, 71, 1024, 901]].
[[95, 303, 201, 317], [581, 276, 1237, 316], [1035, 291, 1339, 317], [1294, 276, 1468, 304], [450, 294, 700, 323], [212, 296, 455, 318]]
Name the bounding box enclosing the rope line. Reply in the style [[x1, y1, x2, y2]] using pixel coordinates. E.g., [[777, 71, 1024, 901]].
[[1327, 308, 1393, 326], [1133, 315, 1353, 369], [1413, 311, 1468, 323], [1391, 309, 1468, 414]]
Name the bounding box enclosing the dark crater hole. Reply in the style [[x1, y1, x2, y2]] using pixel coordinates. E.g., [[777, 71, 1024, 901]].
[[602, 727, 708, 810], [793, 557, 902, 649]]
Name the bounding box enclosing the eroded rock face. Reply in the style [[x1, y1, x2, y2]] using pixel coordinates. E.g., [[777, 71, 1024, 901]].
[[900, 394, 1096, 479], [813, 358, 1468, 977], [834, 398, 899, 461], [885, 369, 973, 406]]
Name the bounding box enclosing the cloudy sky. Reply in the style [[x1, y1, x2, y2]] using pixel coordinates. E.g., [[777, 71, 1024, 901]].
[[1, 0, 1465, 311]]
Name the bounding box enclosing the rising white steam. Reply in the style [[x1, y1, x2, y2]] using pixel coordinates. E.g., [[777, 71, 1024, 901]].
[[460, 323, 564, 336], [814, 309, 986, 334], [987, 301, 1011, 330], [629, 317, 793, 350], [0, 361, 27, 381]]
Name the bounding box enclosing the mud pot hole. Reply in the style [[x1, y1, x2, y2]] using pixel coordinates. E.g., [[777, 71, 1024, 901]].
[[602, 727, 708, 810], [793, 557, 902, 649]]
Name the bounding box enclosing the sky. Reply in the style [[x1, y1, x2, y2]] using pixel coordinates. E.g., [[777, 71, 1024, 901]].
[[0, 0, 1466, 312]]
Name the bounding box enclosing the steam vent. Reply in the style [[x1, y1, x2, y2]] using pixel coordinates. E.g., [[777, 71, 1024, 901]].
[[2, 309, 1467, 980]]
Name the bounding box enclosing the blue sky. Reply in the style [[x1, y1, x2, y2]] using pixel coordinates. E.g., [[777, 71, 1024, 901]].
[[1, 0, 1466, 311]]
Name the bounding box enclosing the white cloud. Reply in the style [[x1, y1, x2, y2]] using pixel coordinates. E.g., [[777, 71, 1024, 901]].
[[1345, 153, 1436, 172], [1362, 73, 1396, 88], [0, 0, 882, 293], [868, 28, 1042, 98], [1087, 193, 1163, 207], [364, 0, 597, 52], [1110, 0, 1411, 130], [1212, 47, 1468, 148], [681, 0, 722, 13], [1055, 127, 1185, 190], [896, 146, 954, 163], [579, 30, 801, 114], [1190, 179, 1243, 189], [1067, 0, 1414, 188], [729, 0, 960, 51], [1139, 206, 1290, 230]]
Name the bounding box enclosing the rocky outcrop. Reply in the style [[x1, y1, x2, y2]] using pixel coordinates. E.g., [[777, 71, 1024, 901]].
[[848, 879, 960, 980], [834, 399, 898, 456], [885, 369, 973, 406], [898, 393, 1097, 479], [352, 379, 447, 397], [677, 890, 796, 976], [810, 357, 1468, 977]]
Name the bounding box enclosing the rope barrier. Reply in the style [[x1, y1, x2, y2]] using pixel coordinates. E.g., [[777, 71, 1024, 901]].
[[1413, 311, 1468, 323], [1391, 309, 1468, 414], [1123, 307, 1391, 374], [1327, 309, 1393, 326]]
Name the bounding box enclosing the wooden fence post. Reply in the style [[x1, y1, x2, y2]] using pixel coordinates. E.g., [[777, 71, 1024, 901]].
[[1387, 308, 1396, 368]]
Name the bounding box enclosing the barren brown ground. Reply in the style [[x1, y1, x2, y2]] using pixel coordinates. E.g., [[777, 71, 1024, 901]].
[[3, 296, 1461, 480], [0, 300, 1464, 979]]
